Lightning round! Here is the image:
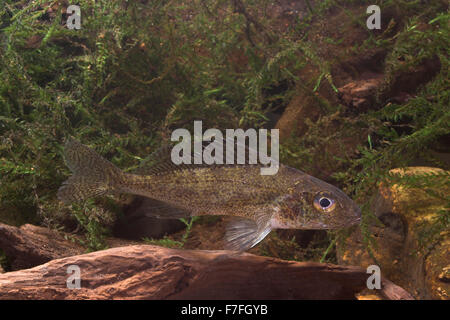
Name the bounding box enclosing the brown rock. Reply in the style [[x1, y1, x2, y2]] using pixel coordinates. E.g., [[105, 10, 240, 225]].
[[379, 56, 441, 104], [0, 244, 413, 300], [338, 73, 384, 109], [337, 167, 450, 300]]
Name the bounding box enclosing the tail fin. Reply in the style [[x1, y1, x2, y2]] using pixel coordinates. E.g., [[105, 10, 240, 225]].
[[57, 138, 124, 203]]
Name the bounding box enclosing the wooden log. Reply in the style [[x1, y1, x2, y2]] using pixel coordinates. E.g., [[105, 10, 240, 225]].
[[0, 244, 414, 300], [0, 223, 137, 271], [0, 223, 85, 270]]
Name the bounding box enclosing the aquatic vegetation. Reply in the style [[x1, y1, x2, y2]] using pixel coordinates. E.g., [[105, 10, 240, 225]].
[[142, 236, 184, 249], [0, 0, 448, 260], [143, 216, 198, 249]]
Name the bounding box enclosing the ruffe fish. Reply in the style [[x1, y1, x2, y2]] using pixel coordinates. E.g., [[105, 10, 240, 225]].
[[58, 137, 361, 251]]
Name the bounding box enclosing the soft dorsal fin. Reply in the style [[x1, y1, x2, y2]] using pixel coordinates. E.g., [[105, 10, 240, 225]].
[[132, 143, 182, 175]]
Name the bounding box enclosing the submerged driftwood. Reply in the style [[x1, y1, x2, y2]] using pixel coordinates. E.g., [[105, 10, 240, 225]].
[[0, 222, 413, 299], [0, 223, 85, 270], [0, 222, 138, 270], [0, 244, 413, 300]]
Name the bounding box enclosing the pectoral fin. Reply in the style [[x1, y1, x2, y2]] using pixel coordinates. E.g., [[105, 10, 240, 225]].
[[225, 213, 273, 252]]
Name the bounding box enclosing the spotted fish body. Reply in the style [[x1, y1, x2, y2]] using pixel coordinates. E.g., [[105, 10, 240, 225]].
[[58, 138, 361, 251]]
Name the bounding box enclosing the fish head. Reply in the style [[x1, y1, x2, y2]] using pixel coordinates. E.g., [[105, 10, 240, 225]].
[[272, 175, 362, 230]]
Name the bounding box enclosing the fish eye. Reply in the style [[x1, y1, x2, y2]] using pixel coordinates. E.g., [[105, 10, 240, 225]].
[[313, 194, 336, 212]]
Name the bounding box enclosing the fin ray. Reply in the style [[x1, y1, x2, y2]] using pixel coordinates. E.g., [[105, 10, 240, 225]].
[[225, 211, 273, 252], [57, 137, 123, 203]]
